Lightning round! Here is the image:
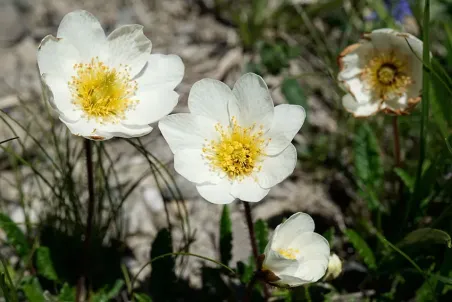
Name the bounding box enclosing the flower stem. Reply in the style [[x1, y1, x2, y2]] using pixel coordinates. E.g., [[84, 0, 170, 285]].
[[76, 139, 96, 302], [242, 201, 270, 301], [244, 273, 258, 302], [392, 116, 401, 167]]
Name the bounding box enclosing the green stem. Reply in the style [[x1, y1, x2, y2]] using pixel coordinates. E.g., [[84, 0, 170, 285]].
[[76, 139, 96, 302]]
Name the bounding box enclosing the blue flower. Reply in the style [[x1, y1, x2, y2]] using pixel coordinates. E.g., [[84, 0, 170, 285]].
[[366, 0, 413, 24]]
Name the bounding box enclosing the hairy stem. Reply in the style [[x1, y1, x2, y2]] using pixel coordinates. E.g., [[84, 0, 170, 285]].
[[392, 116, 401, 167], [76, 139, 96, 302], [242, 201, 270, 301]]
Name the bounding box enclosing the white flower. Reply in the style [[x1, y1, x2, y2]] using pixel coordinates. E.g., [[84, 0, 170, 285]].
[[37, 10, 184, 140], [323, 253, 342, 281], [158, 73, 305, 204], [261, 212, 330, 287], [338, 28, 423, 117]]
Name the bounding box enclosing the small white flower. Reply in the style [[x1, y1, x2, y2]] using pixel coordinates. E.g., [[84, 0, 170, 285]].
[[158, 73, 305, 204], [261, 212, 330, 287], [338, 28, 423, 117], [323, 253, 342, 281], [37, 10, 184, 140]]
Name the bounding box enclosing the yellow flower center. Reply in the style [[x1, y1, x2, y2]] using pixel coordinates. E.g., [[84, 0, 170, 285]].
[[362, 52, 412, 100], [202, 117, 269, 180], [277, 248, 300, 260], [68, 57, 138, 123]]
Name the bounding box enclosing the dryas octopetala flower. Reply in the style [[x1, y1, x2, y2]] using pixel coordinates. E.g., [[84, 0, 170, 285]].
[[323, 253, 342, 281], [37, 10, 184, 140], [158, 73, 305, 204], [338, 28, 423, 117], [259, 212, 330, 287]]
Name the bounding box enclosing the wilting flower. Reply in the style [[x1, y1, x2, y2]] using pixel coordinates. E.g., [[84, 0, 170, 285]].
[[37, 10, 184, 140], [338, 28, 423, 117], [259, 212, 330, 287], [159, 73, 305, 204], [323, 253, 342, 281]]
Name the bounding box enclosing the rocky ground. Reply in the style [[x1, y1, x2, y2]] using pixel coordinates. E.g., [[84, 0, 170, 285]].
[[0, 0, 346, 289]]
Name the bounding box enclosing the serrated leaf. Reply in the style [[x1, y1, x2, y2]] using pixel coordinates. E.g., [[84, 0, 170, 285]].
[[134, 293, 153, 302], [394, 168, 414, 193], [58, 283, 75, 302], [281, 78, 308, 110], [344, 229, 376, 270], [0, 212, 29, 258], [254, 219, 268, 254], [21, 278, 45, 302], [354, 124, 383, 211], [36, 247, 58, 281], [398, 228, 452, 248], [219, 205, 233, 266]]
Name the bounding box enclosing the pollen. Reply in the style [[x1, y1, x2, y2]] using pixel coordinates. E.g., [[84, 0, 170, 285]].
[[362, 52, 412, 101], [277, 248, 300, 260], [202, 117, 269, 180], [68, 57, 138, 123]]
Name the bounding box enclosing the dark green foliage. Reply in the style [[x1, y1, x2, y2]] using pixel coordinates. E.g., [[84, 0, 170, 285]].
[[398, 228, 452, 249], [344, 229, 377, 270], [254, 219, 269, 255], [58, 283, 75, 302], [281, 78, 308, 111], [0, 212, 30, 258], [149, 228, 177, 302], [219, 205, 233, 266], [36, 247, 58, 281], [21, 277, 46, 302], [353, 123, 384, 211]]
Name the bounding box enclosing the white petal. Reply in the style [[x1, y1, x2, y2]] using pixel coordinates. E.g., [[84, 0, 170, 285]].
[[229, 73, 274, 130], [123, 89, 179, 126], [158, 113, 218, 153], [174, 149, 224, 184], [274, 274, 308, 287], [37, 35, 80, 77], [369, 28, 398, 51], [135, 54, 184, 90], [57, 10, 107, 61], [337, 42, 373, 81], [196, 180, 235, 204], [342, 94, 380, 117], [107, 25, 152, 77], [272, 212, 315, 249], [257, 144, 297, 189], [263, 249, 298, 276], [265, 105, 305, 155], [344, 77, 372, 104], [42, 74, 81, 122], [60, 117, 152, 140], [383, 94, 409, 112], [292, 233, 330, 282], [188, 79, 234, 126], [230, 177, 270, 202]]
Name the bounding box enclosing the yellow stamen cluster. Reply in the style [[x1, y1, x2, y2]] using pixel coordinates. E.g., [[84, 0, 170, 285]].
[[202, 117, 268, 180], [68, 57, 138, 123], [362, 52, 412, 100], [277, 248, 300, 260]]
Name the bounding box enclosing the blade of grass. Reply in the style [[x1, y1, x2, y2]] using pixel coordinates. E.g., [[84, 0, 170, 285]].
[[406, 0, 430, 227]]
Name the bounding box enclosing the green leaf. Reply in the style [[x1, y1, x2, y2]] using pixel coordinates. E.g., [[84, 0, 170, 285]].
[[21, 278, 45, 302], [149, 228, 176, 301], [344, 229, 377, 270], [58, 283, 75, 302], [254, 219, 269, 255], [104, 279, 124, 299], [398, 228, 452, 248], [281, 78, 308, 111], [36, 247, 58, 281], [394, 168, 415, 193], [219, 205, 233, 266], [0, 212, 29, 258], [354, 123, 383, 211], [134, 293, 153, 302]]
